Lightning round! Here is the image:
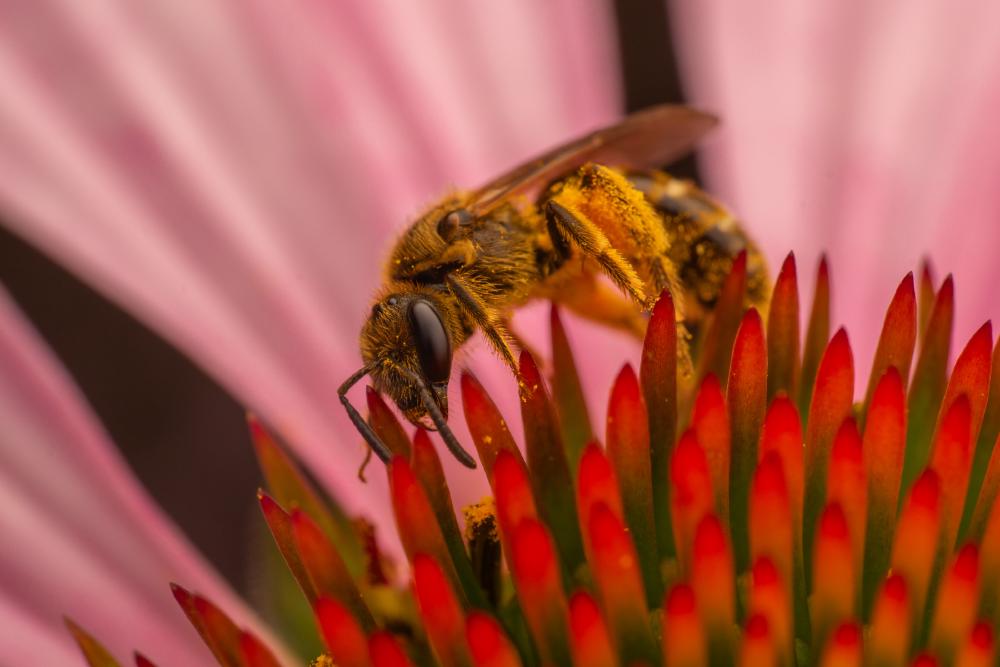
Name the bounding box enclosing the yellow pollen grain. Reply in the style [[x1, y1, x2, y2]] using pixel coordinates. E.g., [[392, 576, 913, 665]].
[[311, 656, 334, 667], [463, 497, 499, 542]]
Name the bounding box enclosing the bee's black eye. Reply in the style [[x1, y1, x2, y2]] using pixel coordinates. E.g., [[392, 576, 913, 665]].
[[407, 299, 451, 384], [436, 209, 472, 242]]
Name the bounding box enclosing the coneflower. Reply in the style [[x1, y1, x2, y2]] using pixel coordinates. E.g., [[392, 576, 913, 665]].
[[70, 252, 1000, 667]]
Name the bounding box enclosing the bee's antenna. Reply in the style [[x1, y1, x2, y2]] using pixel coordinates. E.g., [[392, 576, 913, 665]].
[[338, 364, 393, 464], [400, 367, 478, 469]]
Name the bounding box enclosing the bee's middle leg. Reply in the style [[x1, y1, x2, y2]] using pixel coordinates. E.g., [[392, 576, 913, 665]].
[[546, 273, 648, 341], [445, 274, 519, 377]]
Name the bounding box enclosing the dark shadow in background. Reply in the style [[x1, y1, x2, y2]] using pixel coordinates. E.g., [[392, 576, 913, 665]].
[[614, 0, 699, 181], [0, 224, 260, 589], [0, 0, 693, 593]]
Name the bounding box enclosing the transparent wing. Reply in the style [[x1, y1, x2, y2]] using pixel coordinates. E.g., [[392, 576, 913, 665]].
[[468, 105, 717, 216]]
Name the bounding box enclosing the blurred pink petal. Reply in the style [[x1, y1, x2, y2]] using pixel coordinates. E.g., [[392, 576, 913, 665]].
[[0, 0, 622, 557], [0, 285, 291, 663], [671, 0, 1000, 373]]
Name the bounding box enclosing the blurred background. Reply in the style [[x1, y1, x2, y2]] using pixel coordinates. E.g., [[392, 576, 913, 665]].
[[0, 0, 689, 595]]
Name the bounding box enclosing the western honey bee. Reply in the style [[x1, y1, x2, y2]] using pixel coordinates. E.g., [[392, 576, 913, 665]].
[[338, 106, 769, 468]]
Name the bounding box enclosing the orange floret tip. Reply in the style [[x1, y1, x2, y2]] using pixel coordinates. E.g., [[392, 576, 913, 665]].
[[956, 622, 995, 667], [820, 622, 862, 667], [918, 259, 937, 336], [238, 630, 282, 667], [641, 288, 678, 562], [864, 272, 917, 417], [767, 252, 801, 402], [697, 250, 747, 384], [812, 502, 855, 649], [413, 554, 471, 667], [891, 469, 942, 621], [492, 449, 539, 540], [750, 451, 793, 584], [904, 275, 955, 493], [460, 371, 523, 480], [929, 543, 980, 663], [605, 363, 660, 603], [315, 597, 370, 667], [691, 514, 735, 640], [587, 502, 658, 665], [170, 585, 256, 667], [862, 366, 906, 610], [369, 631, 414, 667], [517, 350, 584, 573], [869, 573, 911, 667], [606, 364, 651, 490], [410, 429, 486, 608], [258, 490, 319, 605], [939, 322, 993, 444], [692, 373, 730, 524], [291, 507, 374, 630], [388, 456, 458, 591], [827, 417, 867, 577], [662, 583, 706, 667], [670, 429, 714, 572], [568, 591, 616, 667], [749, 557, 792, 664], [550, 305, 593, 463], [799, 254, 831, 419], [466, 612, 523, 667], [576, 442, 624, 525], [966, 335, 1000, 539], [65, 618, 120, 667], [587, 503, 645, 605], [929, 394, 973, 547], [134, 654, 157, 667], [509, 518, 571, 667], [248, 413, 364, 578], [740, 613, 775, 667], [759, 394, 804, 533], [366, 385, 412, 458], [729, 307, 767, 570], [804, 327, 854, 569]]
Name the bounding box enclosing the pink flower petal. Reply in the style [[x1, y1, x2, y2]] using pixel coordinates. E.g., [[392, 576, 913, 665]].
[[0, 286, 292, 665], [671, 0, 1000, 374], [0, 0, 621, 553]]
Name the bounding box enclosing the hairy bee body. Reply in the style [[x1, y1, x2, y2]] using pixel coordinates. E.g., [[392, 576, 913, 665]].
[[342, 106, 769, 468], [363, 164, 767, 420]]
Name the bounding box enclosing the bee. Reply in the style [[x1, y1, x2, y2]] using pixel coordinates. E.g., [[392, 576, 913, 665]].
[[338, 106, 769, 468]]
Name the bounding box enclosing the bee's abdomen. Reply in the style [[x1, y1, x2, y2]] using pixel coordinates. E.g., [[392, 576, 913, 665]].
[[627, 170, 769, 314]]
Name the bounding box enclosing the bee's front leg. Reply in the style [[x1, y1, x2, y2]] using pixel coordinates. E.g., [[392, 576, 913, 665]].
[[444, 274, 519, 377]]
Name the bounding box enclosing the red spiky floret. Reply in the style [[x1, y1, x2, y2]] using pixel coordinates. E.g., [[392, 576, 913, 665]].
[[77, 255, 1000, 667], [465, 611, 523, 667], [567, 591, 616, 667]]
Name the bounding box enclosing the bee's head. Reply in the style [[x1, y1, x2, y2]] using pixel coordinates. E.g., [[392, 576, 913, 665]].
[[360, 287, 456, 428]]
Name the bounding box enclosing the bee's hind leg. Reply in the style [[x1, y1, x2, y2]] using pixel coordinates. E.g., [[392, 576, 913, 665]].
[[544, 200, 650, 309]]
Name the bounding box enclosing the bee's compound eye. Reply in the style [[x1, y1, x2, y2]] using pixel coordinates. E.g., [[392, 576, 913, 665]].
[[407, 299, 452, 384], [436, 209, 471, 242]]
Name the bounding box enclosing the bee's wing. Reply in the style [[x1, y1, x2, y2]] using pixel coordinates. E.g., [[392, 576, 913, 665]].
[[468, 105, 717, 216]]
